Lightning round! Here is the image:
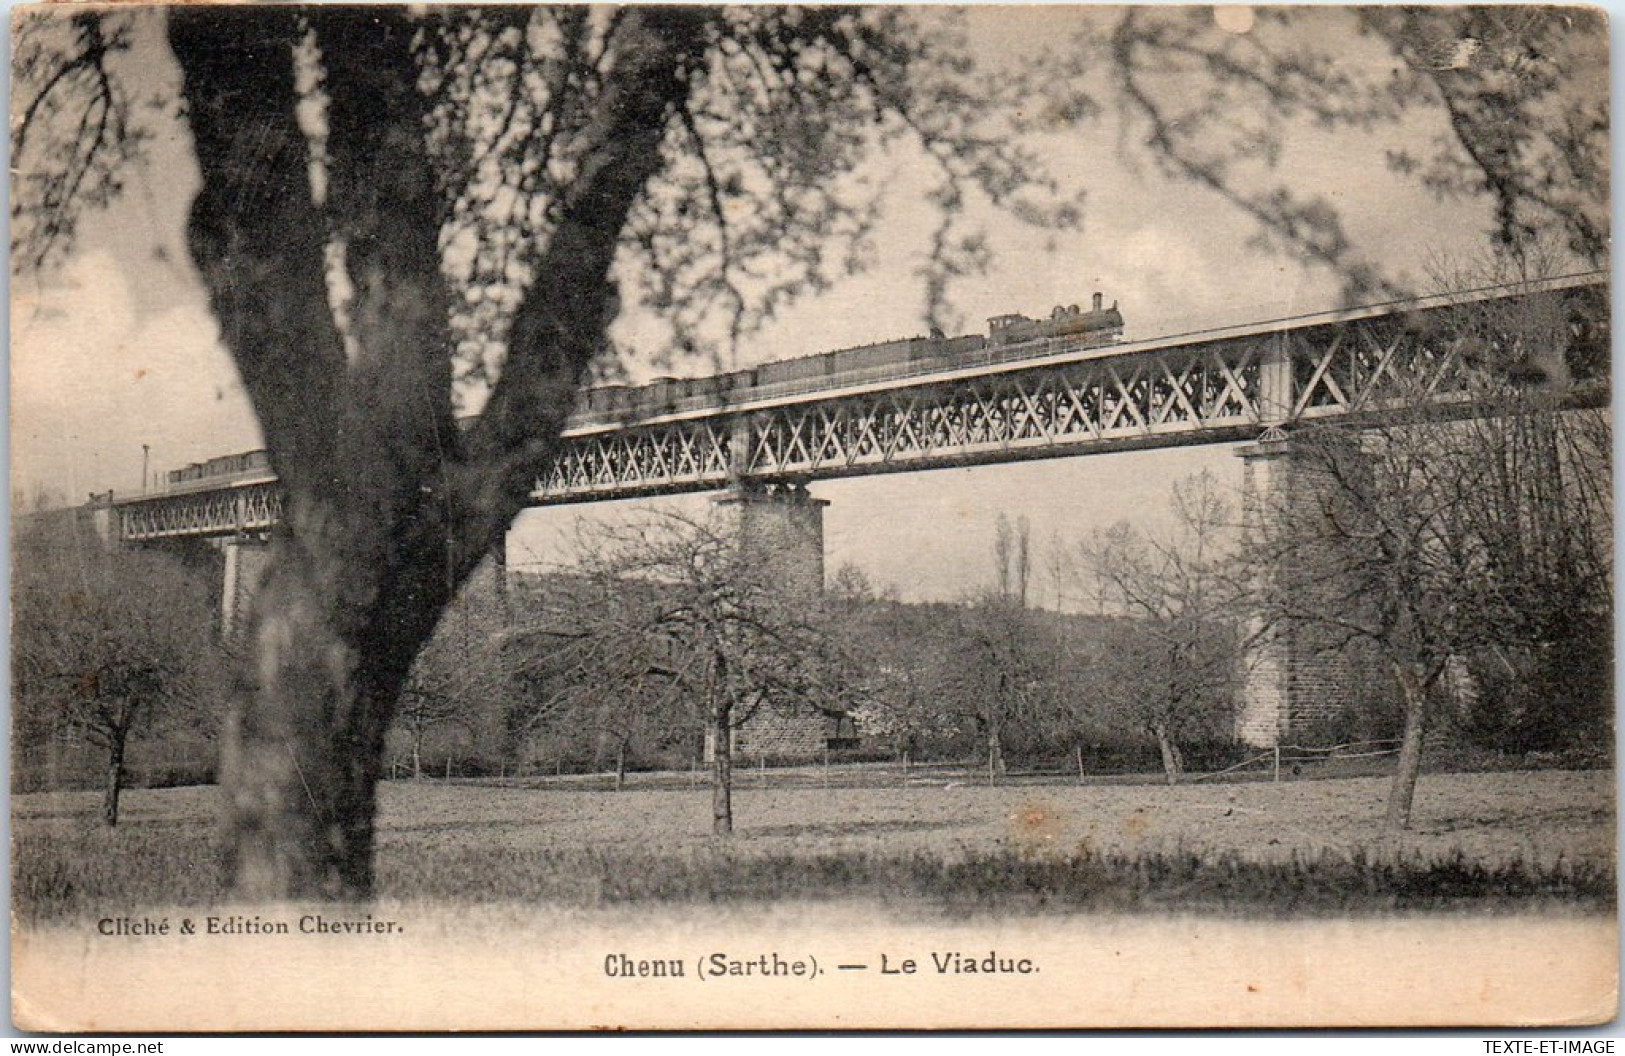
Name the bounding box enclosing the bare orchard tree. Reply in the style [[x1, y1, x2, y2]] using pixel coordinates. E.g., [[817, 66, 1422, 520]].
[[505, 576, 697, 792], [1249, 417, 1496, 829], [515, 508, 844, 834], [12, 526, 226, 825], [982, 514, 1032, 778], [394, 667, 471, 782], [391, 571, 516, 779], [942, 515, 1057, 781], [1071, 472, 1241, 783], [1420, 251, 1612, 749], [1248, 267, 1610, 830]]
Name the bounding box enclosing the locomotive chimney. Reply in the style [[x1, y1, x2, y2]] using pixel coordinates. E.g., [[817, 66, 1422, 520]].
[[1092, 292, 1103, 312]]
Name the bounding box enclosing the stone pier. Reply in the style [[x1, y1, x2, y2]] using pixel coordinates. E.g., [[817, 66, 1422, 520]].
[[220, 535, 272, 637], [710, 482, 829, 604], [706, 482, 832, 760], [1234, 431, 1364, 747]]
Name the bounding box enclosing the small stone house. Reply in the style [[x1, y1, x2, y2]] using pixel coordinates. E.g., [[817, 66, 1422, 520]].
[[706, 697, 861, 761]]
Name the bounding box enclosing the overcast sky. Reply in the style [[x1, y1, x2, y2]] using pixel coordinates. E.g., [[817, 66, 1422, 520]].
[[10, 7, 1526, 606]]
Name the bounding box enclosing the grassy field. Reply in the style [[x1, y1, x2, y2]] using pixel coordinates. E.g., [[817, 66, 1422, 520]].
[[12, 767, 1615, 920]]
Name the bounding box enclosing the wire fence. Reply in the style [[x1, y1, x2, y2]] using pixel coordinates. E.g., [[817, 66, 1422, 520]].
[[18, 734, 1405, 795], [1186, 739, 1402, 784], [421, 737, 1406, 793]]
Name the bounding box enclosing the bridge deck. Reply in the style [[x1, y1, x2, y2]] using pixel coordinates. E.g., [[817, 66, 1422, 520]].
[[112, 273, 1607, 539]]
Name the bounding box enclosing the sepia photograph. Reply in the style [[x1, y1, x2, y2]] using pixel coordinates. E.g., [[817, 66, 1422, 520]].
[[8, 3, 1615, 1033]]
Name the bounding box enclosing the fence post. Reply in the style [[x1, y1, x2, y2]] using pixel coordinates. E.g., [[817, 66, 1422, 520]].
[[1273, 745, 1281, 784], [1075, 745, 1085, 786], [759, 754, 766, 789], [446, 756, 452, 780], [823, 748, 830, 789]]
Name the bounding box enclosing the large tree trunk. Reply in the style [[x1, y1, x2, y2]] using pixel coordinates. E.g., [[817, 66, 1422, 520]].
[[173, 8, 464, 901], [1384, 663, 1431, 830], [219, 540, 450, 898], [169, 8, 709, 900]]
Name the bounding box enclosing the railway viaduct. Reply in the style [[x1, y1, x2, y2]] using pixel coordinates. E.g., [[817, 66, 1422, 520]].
[[99, 272, 1607, 747]]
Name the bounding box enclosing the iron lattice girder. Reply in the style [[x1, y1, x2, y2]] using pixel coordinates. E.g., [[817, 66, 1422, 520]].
[[741, 346, 1263, 475], [1290, 317, 1475, 418], [533, 338, 1279, 502], [545, 417, 732, 499], [118, 482, 282, 542], [112, 276, 1606, 533]]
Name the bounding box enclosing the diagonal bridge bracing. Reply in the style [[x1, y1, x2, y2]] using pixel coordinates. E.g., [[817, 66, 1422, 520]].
[[114, 273, 1606, 541]]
